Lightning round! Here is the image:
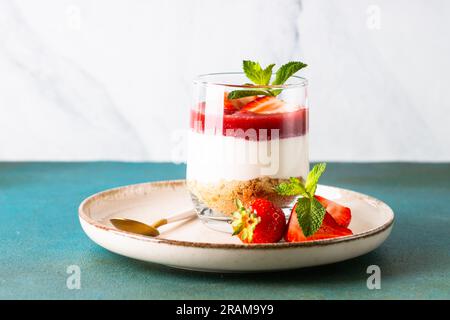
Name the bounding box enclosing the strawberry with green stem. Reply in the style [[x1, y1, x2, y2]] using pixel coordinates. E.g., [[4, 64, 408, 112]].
[[231, 198, 286, 244]]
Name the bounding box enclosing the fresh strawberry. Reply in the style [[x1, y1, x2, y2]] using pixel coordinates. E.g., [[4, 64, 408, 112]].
[[224, 92, 235, 111], [232, 198, 286, 244], [240, 96, 287, 114], [224, 92, 256, 112], [285, 205, 353, 242], [314, 195, 352, 228]]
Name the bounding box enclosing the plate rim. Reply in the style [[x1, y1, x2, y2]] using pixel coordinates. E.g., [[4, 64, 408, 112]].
[[79, 179, 394, 250]]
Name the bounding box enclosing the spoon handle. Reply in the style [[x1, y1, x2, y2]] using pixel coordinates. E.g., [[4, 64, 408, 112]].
[[151, 210, 196, 228], [167, 210, 196, 223]]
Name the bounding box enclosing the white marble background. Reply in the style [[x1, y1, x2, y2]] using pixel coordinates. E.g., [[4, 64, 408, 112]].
[[0, 0, 449, 162]]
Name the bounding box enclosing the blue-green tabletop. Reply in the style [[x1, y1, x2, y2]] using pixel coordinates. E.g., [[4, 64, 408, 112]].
[[0, 162, 449, 299]]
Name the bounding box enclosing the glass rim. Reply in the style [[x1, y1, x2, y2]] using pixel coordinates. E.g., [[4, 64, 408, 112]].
[[194, 72, 308, 89]]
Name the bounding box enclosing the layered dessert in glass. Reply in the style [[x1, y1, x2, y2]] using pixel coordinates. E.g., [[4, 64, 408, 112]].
[[187, 72, 308, 226]]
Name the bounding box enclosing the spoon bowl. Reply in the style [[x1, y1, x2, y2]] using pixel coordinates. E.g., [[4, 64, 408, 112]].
[[110, 218, 160, 237]]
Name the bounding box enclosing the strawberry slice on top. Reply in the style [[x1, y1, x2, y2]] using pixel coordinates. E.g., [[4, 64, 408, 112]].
[[240, 96, 288, 114], [224, 92, 256, 113]]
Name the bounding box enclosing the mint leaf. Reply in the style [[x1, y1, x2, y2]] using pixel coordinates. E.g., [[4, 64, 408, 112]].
[[274, 177, 309, 198], [262, 63, 275, 85], [227, 89, 273, 100], [305, 162, 327, 196], [243, 60, 274, 85], [272, 61, 308, 85], [275, 164, 326, 198], [295, 197, 326, 237]]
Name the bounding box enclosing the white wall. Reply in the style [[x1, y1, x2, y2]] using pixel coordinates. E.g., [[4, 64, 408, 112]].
[[0, 0, 449, 162]]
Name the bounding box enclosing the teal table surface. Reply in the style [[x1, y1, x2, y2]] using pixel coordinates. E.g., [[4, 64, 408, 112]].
[[0, 162, 449, 300]]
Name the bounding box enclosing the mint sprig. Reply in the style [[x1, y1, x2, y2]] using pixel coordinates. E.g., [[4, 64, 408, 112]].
[[228, 60, 307, 99], [275, 163, 327, 237]]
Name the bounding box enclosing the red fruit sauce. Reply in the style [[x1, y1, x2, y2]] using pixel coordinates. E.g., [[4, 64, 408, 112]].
[[190, 102, 308, 141]]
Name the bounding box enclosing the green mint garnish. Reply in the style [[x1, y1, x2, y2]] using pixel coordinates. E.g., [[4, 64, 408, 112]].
[[243, 61, 275, 85], [274, 177, 309, 198], [295, 197, 326, 238], [275, 163, 327, 237], [305, 162, 327, 195], [228, 60, 307, 99], [271, 61, 308, 85], [227, 89, 274, 99]]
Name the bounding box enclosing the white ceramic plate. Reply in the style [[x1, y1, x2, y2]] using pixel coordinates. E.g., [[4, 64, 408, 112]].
[[79, 180, 394, 272]]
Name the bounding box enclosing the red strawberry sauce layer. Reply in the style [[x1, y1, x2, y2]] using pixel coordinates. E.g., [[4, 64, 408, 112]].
[[190, 105, 308, 141]]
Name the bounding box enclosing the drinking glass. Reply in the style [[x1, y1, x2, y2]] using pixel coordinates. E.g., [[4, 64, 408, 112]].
[[186, 73, 308, 232]]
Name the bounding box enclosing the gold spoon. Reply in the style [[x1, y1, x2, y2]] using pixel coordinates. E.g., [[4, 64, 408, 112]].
[[110, 210, 195, 237]]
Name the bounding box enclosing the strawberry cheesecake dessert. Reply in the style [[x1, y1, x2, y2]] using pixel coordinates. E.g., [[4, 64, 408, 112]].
[[187, 61, 309, 221]]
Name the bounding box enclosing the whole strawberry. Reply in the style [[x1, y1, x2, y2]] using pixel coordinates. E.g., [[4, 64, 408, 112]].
[[231, 199, 286, 244]]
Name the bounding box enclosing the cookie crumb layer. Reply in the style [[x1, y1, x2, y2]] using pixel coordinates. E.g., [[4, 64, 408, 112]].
[[187, 177, 299, 215]]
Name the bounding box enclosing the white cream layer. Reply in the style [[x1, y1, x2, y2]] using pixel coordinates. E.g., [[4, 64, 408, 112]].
[[186, 131, 309, 183]]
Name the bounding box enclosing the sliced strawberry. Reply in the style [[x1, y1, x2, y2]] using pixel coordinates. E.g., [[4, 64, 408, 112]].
[[224, 92, 256, 112], [224, 93, 235, 111], [314, 195, 352, 228], [240, 96, 288, 114], [284, 206, 353, 242]]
